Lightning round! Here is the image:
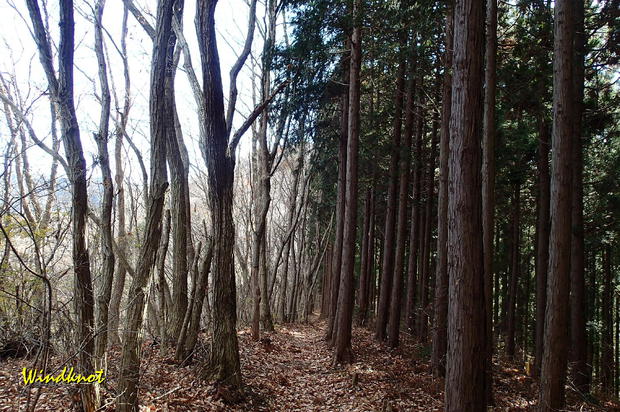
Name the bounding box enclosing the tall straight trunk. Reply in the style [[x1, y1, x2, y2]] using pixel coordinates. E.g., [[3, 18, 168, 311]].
[[109, 4, 130, 347], [387, 56, 415, 348], [333, 0, 360, 364], [444, 0, 487, 409], [569, 0, 588, 394], [506, 183, 520, 358], [25, 0, 98, 409], [431, 3, 453, 377], [326, 66, 348, 342], [376, 43, 406, 341], [117, 0, 176, 409], [539, 0, 574, 409], [601, 246, 614, 393], [405, 81, 424, 333], [417, 108, 436, 344], [482, 0, 497, 401], [357, 189, 373, 326], [93, 0, 115, 372], [196, 0, 243, 387], [534, 116, 551, 377]]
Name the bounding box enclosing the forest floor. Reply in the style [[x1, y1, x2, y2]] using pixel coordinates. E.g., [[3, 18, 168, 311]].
[[1, 317, 619, 411]]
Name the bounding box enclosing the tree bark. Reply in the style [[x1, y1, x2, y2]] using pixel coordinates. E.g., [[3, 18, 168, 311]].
[[333, 0, 360, 364], [431, 3, 453, 378], [196, 0, 242, 387], [444, 0, 487, 408], [569, 0, 589, 395], [539, 0, 574, 408], [92, 0, 115, 374], [357, 189, 373, 326]]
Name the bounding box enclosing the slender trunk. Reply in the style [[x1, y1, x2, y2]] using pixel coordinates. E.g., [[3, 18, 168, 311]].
[[333, 0, 360, 363], [482, 0, 497, 401], [93, 0, 115, 373], [569, 0, 588, 394], [431, 4, 453, 377], [534, 116, 551, 377], [357, 189, 373, 326], [376, 48, 406, 341], [506, 183, 520, 359], [157, 210, 172, 355], [387, 55, 415, 348], [326, 63, 348, 342]]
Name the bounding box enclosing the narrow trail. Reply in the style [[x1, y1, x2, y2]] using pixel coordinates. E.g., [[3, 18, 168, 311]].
[[1, 318, 617, 410]]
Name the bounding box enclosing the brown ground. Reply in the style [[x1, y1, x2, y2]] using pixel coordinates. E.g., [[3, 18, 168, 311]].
[[0, 318, 618, 411]]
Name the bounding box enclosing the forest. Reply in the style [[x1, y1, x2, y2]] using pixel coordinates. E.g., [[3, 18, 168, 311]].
[[0, 0, 618, 410]]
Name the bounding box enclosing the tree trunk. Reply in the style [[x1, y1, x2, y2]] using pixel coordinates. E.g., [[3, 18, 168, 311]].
[[506, 183, 520, 359], [539, 0, 574, 408], [387, 53, 415, 348], [93, 0, 115, 374], [157, 210, 172, 355], [326, 61, 348, 342], [444, 0, 487, 408], [431, 3, 453, 377], [333, 0, 360, 364], [569, 0, 588, 394], [25, 0, 98, 409], [108, 4, 130, 347], [482, 0, 497, 401], [117, 0, 176, 408], [534, 115, 551, 377], [357, 189, 373, 326], [196, 0, 242, 387], [376, 45, 406, 342]]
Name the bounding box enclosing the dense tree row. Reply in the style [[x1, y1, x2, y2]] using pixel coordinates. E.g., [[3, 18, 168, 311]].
[[0, 0, 617, 410]]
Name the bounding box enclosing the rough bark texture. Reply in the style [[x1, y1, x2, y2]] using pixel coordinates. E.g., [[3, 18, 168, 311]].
[[431, 4, 452, 378], [333, 0, 360, 364], [93, 0, 115, 374], [196, 0, 242, 387], [539, 0, 574, 409], [117, 0, 175, 409], [569, 0, 589, 394], [444, 0, 487, 409]]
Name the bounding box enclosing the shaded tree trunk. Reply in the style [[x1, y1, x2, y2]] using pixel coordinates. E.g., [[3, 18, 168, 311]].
[[444, 0, 487, 408], [431, 3, 453, 377], [333, 0, 360, 364], [569, 0, 589, 394], [534, 115, 551, 377], [506, 183, 521, 359], [376, 42, 406, 342]]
